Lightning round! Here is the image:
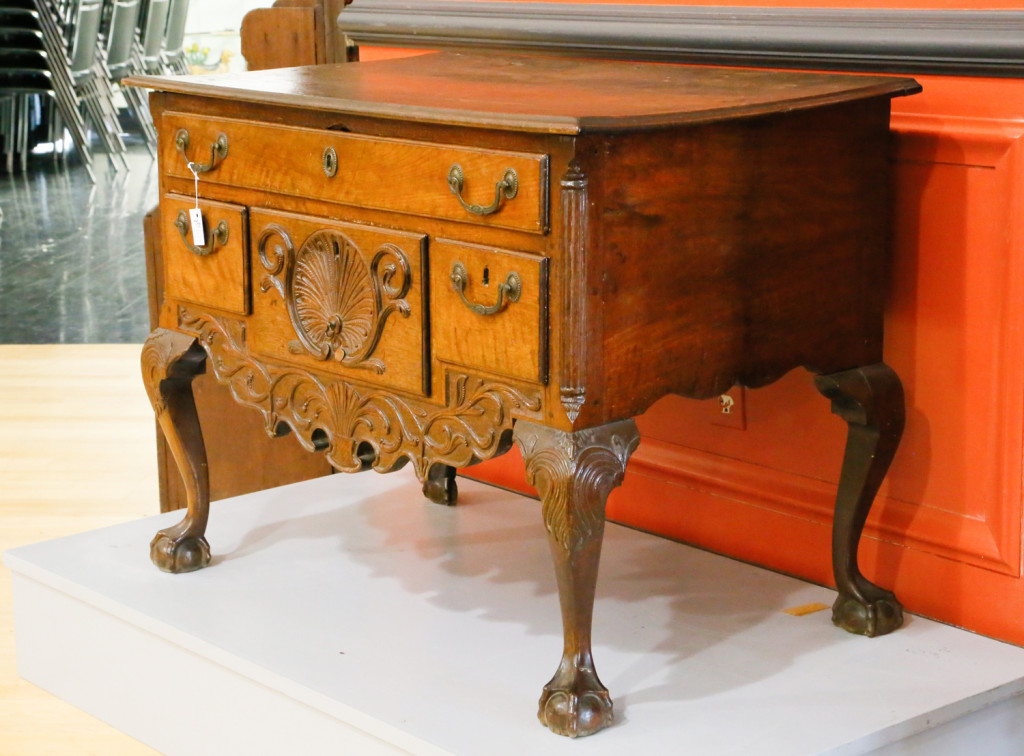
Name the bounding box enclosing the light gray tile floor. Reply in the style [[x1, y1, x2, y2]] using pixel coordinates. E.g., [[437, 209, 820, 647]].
[[0, 138, 158, 344]]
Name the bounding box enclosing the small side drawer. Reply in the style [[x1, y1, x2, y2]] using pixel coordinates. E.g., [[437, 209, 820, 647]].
[[162, 113, 549, 234], [431, 240, 548, 384], [161, 193, 249, 315], [247, 208, 429, 396]]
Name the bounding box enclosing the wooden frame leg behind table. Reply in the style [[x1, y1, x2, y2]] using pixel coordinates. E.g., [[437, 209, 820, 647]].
[[815, 362, 906, 637], [513, 418, 640, 738], [141, 329, 212, 574]]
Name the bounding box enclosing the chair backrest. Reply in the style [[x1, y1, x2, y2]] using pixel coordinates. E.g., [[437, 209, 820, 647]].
[[0, 68, 54, 94], [140, 0, 169, 69], [69, 0, 104, 75], [0, 8, 41, 31], [105, 0, 141, 70], [162, 0, 188, 54], [0, 49, 50, 71], [1, 0, 37, 11], [0, 28, 46, 52]]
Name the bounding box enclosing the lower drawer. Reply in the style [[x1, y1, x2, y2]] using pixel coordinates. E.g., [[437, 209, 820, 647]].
[[247, 208, 429, 396], [430, 240, 549, 384], [161, 194, 249, 315]]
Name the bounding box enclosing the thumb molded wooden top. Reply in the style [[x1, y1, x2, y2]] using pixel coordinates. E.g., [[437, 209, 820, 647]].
[[126, 51, 921, 134]]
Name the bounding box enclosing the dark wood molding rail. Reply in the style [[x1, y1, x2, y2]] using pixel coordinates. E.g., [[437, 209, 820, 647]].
[[338, 1, 1024, 76]]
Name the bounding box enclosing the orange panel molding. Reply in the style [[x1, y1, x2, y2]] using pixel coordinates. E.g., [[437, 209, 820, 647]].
[[625, 437, 1020, 578], [893, 112, 1024, 167]]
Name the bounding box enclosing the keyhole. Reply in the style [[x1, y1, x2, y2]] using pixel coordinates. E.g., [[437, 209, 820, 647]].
[[482, 266, 490, 286]]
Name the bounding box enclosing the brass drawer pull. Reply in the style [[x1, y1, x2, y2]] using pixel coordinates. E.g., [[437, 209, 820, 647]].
[[447, 164, 518, 216], [175, 129, 228, 172], [450, 261, 521, 316], [175, 210, 229, 256]]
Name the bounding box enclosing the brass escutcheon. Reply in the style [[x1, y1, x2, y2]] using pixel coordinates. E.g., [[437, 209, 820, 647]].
[[174, 210, 229, 256], [447, 164, 518, 216], [175, 129, 228, 172], [323, 146, 338, 177], [450, 261, 521, 316]]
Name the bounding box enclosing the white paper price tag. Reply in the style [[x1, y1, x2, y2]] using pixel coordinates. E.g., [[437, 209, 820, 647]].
[[188, 208, 205, 247]]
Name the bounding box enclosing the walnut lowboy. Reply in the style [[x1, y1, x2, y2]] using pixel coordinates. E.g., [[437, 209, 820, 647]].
[[130, 53, 920, 738]]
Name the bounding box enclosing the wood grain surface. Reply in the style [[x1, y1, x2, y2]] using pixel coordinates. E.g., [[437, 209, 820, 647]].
[[430, 239, 549, 384], [0, 345, 160, 756], [246, 208, 430, 395], [162, 112, 550, 234], [161, 194, 251, 316], [127, 51, 920, 134]]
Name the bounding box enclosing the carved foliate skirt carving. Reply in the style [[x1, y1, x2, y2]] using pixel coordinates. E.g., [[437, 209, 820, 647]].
[[178, 306, 541, 480]]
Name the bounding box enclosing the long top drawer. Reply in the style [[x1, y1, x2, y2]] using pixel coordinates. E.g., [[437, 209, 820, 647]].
[[162, 113, 550, 235]]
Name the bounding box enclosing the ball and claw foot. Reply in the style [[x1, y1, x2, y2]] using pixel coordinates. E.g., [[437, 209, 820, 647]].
[[832, 579, 903, 637], [539, 685, 613, 738], [150, 531, 212, 573], [537, 659, 614, 738], [422, 464, 458, 506]]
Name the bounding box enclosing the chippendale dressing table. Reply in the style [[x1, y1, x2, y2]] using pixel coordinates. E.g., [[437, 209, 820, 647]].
[[129, 53, 920, 738]]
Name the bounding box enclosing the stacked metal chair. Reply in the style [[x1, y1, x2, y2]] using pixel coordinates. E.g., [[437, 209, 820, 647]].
[[137, 0, 168, 74], [1, 0, 194, 173], [0, 0, 96, 178], [161, 0, 188, 75], [106, 0, 190, 153], [65, 0, 130, 170], [101, 0, 156, 153]]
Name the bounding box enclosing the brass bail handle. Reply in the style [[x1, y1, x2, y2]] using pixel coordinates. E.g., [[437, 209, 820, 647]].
[[447, 164, 518, 216], [450, 261, 521, 316], [175, 129, 228, 173], [175, 210, 229, 256]]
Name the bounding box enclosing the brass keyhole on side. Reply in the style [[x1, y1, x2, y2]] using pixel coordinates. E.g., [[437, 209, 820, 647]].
[[482, 266, 490, 286]]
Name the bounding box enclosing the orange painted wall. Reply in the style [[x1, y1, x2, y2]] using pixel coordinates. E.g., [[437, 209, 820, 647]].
[[360, 4, 1024, 645], [470, 72, 1024, 646], [488, 0, 1023, 5], [483, 0, 1019, 4], [615, 71, 1024, 635]]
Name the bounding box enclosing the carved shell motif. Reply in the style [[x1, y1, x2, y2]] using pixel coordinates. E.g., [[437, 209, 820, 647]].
[[292, 231, 374, 360], [257, 224, 412, 373]]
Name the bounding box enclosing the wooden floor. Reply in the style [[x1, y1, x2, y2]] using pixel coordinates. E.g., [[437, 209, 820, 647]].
[[1, 345, 160, 755]]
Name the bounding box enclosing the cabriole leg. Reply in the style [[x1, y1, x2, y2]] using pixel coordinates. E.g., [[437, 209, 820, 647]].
[[814, 363, 906, 637], [514, 418, 640, 738], [141, 329, 212, 573]]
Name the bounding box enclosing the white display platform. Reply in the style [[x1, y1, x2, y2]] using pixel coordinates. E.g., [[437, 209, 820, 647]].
[[8, 470, 1024, 755]]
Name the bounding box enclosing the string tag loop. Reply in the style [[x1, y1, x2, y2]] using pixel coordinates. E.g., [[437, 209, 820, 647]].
[[186, 161, 205, 246]]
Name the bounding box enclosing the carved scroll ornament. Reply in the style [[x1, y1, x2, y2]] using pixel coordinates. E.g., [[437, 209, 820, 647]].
[[257, 224, 411, 373], [178, 307, 541, 478]]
